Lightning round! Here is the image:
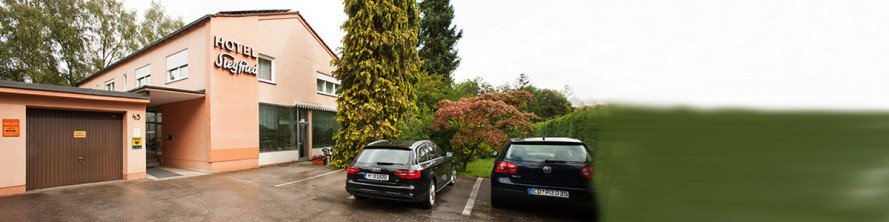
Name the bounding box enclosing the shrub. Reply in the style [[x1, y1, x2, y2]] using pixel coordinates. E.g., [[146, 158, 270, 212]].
[[534, 108, 607, 150]]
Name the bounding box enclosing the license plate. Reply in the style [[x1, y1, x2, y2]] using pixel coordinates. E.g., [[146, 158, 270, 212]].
[[528, 188, 570, 198], [364, 173, 389, 181]]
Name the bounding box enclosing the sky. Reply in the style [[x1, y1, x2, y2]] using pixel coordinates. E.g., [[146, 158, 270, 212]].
[[121, 0, 889, 110]]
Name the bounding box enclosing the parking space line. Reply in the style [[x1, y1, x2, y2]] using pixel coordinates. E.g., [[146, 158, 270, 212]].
[[462, 177, 484, 216], [275, 169, 344, 187]]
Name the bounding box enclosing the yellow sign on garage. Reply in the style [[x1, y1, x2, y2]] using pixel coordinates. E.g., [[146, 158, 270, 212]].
[[73, 130, 86, 138]]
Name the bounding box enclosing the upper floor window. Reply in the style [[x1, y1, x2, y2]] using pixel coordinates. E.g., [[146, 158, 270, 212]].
[[104, 80, 115, 91], [136, 65, 151, 87], [316, 73, 340, 96], [258, 55, 274, 83], [166, 49, 188, 82]]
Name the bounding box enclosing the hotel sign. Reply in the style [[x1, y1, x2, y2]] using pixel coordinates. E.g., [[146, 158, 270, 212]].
[[213, 36, 258, 75]]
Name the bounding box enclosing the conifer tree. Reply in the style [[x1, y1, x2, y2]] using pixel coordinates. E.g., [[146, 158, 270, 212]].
[[329, 0, 422, 167], [418, 0, 462, 85]]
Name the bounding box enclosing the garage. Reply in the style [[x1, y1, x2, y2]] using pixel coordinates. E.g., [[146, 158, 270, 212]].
[[1, 80, 147, 196], [26, 109, 124, 190]]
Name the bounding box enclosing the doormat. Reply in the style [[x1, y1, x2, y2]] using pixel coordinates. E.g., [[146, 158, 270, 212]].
[[147, 167, 182, 178]]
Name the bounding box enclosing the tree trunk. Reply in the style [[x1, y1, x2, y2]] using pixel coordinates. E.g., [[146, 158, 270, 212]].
[[460, 142, 482, 171]]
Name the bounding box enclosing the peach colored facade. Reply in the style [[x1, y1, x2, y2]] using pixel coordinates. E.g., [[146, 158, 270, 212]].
[[0, 86, 148, 196], [77, 11, 338, 172]]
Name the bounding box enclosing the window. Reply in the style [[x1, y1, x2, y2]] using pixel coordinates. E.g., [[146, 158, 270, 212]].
[[355, 149, 411, 165], [326, 82, 335, 93], [311, 110, 339, 148], [505, 144, 591, 163], [417, 146, 433, 163], [426, 145, 439, 160], [316, 73, 340, 96], [429, 145, 441, 159], [104, 80, 115, 91], [258, 55, 274, 83], [259, 104, 299, 152], [166, 49, 188, 82], [430, 144, 443, 158], [136, 65, 151, 87]]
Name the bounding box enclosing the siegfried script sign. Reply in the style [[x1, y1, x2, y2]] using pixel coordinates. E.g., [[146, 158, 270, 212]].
[[213, 36, 258, 75]]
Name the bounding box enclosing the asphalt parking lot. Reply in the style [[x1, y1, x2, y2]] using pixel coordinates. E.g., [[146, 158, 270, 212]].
[[0, 163, 595, 221]]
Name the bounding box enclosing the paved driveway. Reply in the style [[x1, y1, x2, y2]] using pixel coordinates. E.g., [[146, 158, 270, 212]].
[[0, 163, 595, 221]]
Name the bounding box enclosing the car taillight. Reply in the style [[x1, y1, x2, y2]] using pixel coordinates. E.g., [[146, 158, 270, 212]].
[[580, 166, 594, 179], [494, 161, 518, 174], [347, 166, 360, 175], [395, 170, 422, 179]]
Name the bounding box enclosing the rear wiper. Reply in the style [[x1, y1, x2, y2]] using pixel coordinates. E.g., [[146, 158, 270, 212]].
[[542, 159, 568, 163], [375, 162, 400, 165]]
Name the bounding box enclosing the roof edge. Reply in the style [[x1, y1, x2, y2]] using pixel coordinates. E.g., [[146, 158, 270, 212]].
[[292, 12, 340, 60], [0, 80, 149, 100], [214, 9, 296, 17], [128, 85, 206, 95], [75, 14, 213, 86], [76, 9, 339, 87]]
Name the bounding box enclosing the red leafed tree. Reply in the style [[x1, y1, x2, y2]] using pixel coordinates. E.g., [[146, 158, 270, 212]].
[[432, 90, 537, 169]]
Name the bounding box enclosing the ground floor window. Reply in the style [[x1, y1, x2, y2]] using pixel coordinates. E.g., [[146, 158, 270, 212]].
[[259, 104, 306, 152], [312, 110, 338, 148]]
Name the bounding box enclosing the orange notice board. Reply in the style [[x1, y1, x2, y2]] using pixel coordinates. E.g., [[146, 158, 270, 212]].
[[3, 119, 19, 137]]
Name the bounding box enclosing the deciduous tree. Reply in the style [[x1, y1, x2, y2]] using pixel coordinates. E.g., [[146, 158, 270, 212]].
[[528, 88, 574, 120], [432, 90, 537, 169], [0, 0, 182, 85], [0, 0, 88, 85], [137, 1, 183, 48], [330, 0, 422, 167], [84, 0, 139, 70]]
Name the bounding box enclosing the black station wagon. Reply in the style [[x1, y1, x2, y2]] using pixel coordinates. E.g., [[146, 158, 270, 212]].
[[345, 140, 456, 208], [490, 137, 595, 210]]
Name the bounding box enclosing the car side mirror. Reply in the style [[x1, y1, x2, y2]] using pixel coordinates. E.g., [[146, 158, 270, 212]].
[[446, 152, 453, 157]]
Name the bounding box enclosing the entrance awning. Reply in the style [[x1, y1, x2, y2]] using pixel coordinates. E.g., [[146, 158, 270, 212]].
[[294, 102, 336, 112], [129, 85, 205, 108]]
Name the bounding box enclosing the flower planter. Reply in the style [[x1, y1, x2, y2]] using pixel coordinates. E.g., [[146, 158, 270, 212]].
[[312, 159, 325, 165]]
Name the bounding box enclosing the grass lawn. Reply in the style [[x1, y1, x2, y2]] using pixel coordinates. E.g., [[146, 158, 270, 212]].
[[458, 157, 495, 178]]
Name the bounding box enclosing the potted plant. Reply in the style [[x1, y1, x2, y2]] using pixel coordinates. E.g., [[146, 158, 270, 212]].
[[311, 155, 326, 165]]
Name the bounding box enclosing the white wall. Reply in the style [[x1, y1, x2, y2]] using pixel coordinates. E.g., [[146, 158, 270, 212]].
[[258, 150, 299, 166]]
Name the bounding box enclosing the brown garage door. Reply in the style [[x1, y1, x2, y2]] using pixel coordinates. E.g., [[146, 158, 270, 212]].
[[26, 109, 123, 190]]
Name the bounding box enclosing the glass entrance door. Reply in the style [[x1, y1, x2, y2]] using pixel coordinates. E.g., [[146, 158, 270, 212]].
[[146, 111, 162, 167], [296, 108, 309, 160], [298, 122, 309, 160]]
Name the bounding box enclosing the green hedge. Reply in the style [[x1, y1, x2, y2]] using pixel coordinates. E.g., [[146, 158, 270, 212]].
[[566, 107, 889, 221], [533, 108, 606, 149]]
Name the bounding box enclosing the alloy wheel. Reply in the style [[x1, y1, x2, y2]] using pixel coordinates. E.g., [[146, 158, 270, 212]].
[[450, 169, 457, 185], [429, 183, 436, 206]]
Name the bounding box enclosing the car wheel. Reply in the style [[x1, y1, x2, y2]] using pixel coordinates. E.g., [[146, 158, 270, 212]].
[[448, 168, 457, 186], [421, 180, 436, 209]]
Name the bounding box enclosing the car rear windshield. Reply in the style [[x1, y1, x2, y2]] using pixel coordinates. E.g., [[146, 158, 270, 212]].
[[356, 148, 411, 165], [504, 144, 590, 163]]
